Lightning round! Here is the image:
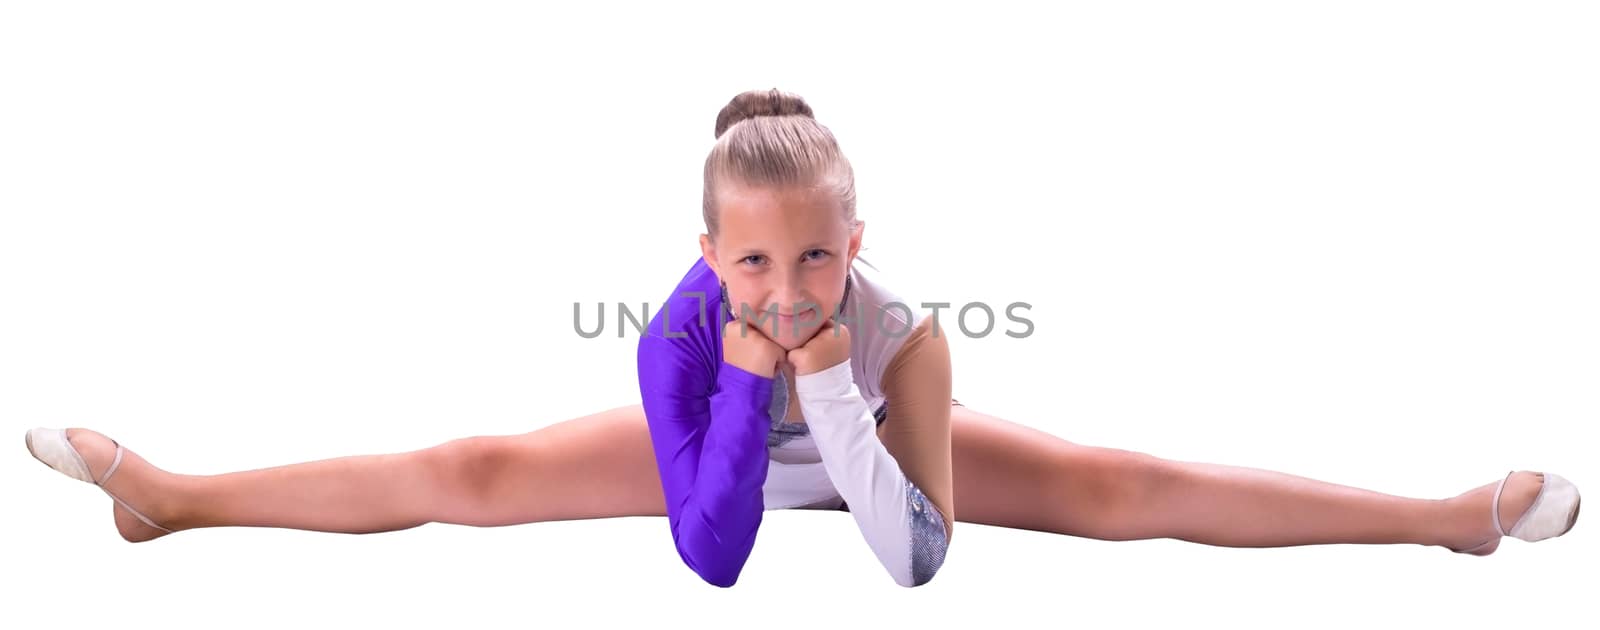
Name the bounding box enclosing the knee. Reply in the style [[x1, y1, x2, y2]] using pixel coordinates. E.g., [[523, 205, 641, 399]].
[[425, 435, 527, 506], [1074, 447, 1180, 534]]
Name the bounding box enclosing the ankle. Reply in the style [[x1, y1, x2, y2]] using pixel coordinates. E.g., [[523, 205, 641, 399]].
[[1435, 494, 1494, 549], [152, 473, 204, 531]]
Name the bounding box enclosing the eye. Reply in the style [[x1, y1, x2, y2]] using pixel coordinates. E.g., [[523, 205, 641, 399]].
[[803, 249, 829, 262], [740, 254, 766, 265]]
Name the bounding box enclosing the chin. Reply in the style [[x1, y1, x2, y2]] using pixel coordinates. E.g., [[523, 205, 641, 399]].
[[777, 324, 825, 349]]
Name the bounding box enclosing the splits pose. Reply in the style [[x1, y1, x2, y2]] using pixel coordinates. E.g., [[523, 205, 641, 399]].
[[26, 89, 1582, 588]]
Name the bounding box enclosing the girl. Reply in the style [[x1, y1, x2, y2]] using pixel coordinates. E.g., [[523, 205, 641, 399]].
[[26, 88, 1582, 589]]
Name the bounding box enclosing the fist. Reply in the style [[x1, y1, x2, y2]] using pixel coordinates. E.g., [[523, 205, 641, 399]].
[[786, 319, 851, 376], [722, 318, 787, 378]]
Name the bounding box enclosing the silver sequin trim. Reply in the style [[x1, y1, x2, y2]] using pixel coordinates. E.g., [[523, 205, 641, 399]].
[[766, 370, 809, 447], [906, 479, 949, 586]]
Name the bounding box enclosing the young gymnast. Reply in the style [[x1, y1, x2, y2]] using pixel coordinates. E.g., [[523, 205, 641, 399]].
[[26, 88, 1582, 588]]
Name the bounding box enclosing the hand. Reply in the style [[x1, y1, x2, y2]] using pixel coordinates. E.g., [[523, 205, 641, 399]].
[[722, 318, 787, 379], [786, 319, 851, 376]]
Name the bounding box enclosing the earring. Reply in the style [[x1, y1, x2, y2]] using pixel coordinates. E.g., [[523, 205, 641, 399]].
[[833, 275, 852, 321]]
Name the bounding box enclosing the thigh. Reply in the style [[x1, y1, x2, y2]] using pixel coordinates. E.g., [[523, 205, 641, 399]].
[[950, 405, 1155, 538], [438, 403, 667, 526]]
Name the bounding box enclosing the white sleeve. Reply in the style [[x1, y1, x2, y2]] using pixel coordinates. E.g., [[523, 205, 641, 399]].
[[794, 358, 949, 587]]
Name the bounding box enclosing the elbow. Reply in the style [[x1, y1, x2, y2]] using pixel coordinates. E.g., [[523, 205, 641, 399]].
[[679, 549, 749, 588], [898, 512, 951, 587], [673, 533, 756, 588], [666, 501, 764, 588], [694, 561, 745, 588], [874, 532, 949, 588], [894, 560, 945, 588]]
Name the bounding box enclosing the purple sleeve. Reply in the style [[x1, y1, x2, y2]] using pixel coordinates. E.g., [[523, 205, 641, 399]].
[[635, 264, 774, 587]]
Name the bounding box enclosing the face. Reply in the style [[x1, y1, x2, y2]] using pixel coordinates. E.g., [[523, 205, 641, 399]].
[[700, 183, 864, 351]]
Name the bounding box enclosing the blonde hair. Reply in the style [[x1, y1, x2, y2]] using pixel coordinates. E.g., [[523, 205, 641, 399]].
[[702, 88, 858, 238]]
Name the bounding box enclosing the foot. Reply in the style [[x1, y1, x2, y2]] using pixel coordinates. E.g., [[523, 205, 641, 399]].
[[1443, 471, 1554, 556], [28, 428, 183, 543]]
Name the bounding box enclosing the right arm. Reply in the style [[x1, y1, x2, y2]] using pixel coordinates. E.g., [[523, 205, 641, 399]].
[[636, 329, 776, 587]]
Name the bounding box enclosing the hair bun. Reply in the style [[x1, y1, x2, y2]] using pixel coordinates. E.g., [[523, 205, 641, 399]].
[[714, 88, 815, 139]]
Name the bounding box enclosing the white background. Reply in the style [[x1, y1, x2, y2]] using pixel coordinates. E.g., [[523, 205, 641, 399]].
[[3, 1, 1595, 628]]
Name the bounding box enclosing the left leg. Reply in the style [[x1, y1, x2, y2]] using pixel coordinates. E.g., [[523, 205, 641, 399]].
[[949, 405, 1556, 553]]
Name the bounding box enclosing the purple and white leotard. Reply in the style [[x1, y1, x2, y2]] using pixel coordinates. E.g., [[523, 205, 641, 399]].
[[636, 254, 950, 587]]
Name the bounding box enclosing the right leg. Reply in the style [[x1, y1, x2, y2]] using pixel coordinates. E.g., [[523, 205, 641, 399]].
[[947, 406, 1573, 553], [29, 404, 665, 542]]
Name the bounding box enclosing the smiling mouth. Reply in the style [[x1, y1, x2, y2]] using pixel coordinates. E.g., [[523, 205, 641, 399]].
[[775, 309, 819, 323]]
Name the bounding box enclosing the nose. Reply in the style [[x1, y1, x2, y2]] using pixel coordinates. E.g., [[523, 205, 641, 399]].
[[772, 271, 812, 316]]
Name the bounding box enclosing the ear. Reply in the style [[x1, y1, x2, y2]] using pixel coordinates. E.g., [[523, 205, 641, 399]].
[[699, 233, 721, 279], [846, 219, 865, 265]]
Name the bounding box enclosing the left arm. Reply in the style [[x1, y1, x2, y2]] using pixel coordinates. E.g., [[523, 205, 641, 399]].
[[790, 317, 954, 587]]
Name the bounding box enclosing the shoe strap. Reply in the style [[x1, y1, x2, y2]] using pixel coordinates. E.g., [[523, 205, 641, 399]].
[[98, 440, 124, 486], [90, 437, 175, 534], [1491, 470, 1514, 537], [100, 488, 174, 533]]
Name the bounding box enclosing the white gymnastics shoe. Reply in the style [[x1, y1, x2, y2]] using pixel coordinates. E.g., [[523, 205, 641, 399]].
[[25, 427, 174, 535], [1451, 470, 1580, 555]]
